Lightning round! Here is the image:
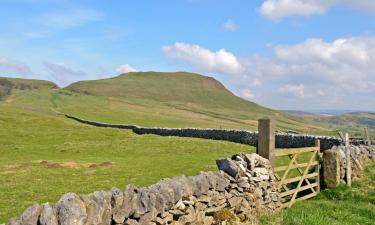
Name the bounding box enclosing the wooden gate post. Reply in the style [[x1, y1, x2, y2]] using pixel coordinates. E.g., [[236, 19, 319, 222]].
[[257, 118, 275, 166], [365, 127, 371, 147], [315, 139, 321, 192], [345, 133, 352, 186]]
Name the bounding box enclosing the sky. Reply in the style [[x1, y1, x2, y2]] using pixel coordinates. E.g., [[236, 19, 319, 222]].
[[1, 0, 375, 111]]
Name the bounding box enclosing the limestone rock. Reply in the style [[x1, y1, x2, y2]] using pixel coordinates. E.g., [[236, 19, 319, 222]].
[[56, 193, 87, 225], [111, 187, 126, 224], [20, 204, 42, 225], [124, 219, 139, 225], [7, 218, 20, 225], [216, 158, 242, 178], [39, 203, 58, 225], [323, 149, 341, 188], [81, 191, 112, 225]]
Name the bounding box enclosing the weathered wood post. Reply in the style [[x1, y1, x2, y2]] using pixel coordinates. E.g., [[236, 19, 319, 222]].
[[345, 133, 352, 186], [315, 139, 321, 192], [257, 118, 275, 167], [365, 127, 371, 147]]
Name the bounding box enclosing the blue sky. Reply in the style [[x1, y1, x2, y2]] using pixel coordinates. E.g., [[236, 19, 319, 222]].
[[1, 0, 375, 111]]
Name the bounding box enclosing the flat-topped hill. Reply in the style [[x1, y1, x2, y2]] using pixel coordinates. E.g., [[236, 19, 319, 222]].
[[65, 72, 266, 111], [0, 72, 332, 133]]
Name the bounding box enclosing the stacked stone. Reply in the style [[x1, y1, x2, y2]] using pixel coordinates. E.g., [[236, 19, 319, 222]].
[[66, 114, 342, 151], [329, 145, 375, 181], [6, 154, 281, 225]]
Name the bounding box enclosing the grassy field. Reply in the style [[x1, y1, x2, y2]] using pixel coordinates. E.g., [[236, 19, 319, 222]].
[[0, 74, 339, 223], [259, 162, 375, 225], [0, 105, 255, 223]]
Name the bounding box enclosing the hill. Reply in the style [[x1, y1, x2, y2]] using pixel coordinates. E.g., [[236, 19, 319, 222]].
[[0, 77, 58, 100], [311, 112, 375, 137], [62, 72, 331, 133]]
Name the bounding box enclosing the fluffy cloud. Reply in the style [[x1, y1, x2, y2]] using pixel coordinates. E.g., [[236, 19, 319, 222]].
[[223, 19, 238, 32], [0, 57, 34, 75], [44, 62, 87, 86], [259, 0, 375, 20], [279, 84, 305, 98], [162, 42, 244, 75], [271, 37, 375, 90], [241, 89, 255, 100], [116, 64, 139, 74], [163, 36, 375, 108]]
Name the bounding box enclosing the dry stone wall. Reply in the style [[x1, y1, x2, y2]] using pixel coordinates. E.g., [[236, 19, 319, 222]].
[[65, 115, 340, 150], [6, 153, 281, 225], [323, 145, 375, 187]]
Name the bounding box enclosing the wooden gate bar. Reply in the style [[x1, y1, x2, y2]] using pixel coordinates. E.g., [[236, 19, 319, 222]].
[[274, 161, 319, 172], [274, 147, 319, 156], [257, 119, 320, 208], [287, 149, 318, 207]]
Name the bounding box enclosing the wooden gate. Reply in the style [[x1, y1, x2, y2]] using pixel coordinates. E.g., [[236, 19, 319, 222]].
[[257, 118, 321, 209], [274, 140, 320, 208]]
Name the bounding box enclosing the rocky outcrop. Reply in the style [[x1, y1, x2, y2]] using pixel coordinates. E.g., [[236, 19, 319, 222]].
[[6, 153, 281, 225]]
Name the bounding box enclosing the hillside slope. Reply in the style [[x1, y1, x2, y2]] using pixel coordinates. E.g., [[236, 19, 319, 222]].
[[0, 72, 332, 133], [62, 72, 331, 133], [65, 72, 267, 112], [312, 112, 375, 137], [0, 77, 58, 100]]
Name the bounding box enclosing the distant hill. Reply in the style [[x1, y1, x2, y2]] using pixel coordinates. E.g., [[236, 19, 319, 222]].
[[281, 110, 320, 117], [0, 72, 333, 134], [65, 71, 269, 113], [312, 112, 375, 137], [0, 77, 58, 100]]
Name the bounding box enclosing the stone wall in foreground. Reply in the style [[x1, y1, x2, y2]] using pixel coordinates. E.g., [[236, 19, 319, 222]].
[[65, 115, 341, 150], [6, 153, 281, 225]]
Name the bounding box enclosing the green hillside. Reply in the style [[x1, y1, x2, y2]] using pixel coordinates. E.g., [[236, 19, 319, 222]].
[[312, 112, 375, 137], [62, 72, 331, 133], [0, 77, 58, 100], [0, 75, 255, 222]]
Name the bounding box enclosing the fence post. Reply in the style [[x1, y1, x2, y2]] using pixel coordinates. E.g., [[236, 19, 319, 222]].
[[257, 118, 275, 167], [315, 139, 321, 192], [345, 133, 352, 186], [365, 127, 371, 147]]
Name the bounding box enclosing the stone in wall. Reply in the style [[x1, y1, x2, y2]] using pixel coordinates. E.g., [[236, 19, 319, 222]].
[[323, 150, 340, 188], [328, 145, 375, 183], [6, 153, 281, 225]]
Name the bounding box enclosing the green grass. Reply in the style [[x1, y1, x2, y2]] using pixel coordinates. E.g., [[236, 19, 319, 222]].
[[259, 163, 375, 225], [61, 72, 334, 134], [0, 105, 255, 223], [0, 73, 337, 223], [0, 73, 334, 134]]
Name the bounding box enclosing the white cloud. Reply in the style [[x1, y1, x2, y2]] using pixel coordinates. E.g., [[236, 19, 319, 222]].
[[116, 64, 139, 74], [0, 57, 34, 75], [317, 89, 325, 96], [251, 78, 262, 86], [44, 62, 87, 86], [279, 84, 305, 99], [241, 36, 375, 94], [40, 8, 103, 29], [162, 36, 375, 109], [223, 19, 238, 32], [259, 0, 375, 20], [241, 89, 255, 100], [162, 42, 244, 75]]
